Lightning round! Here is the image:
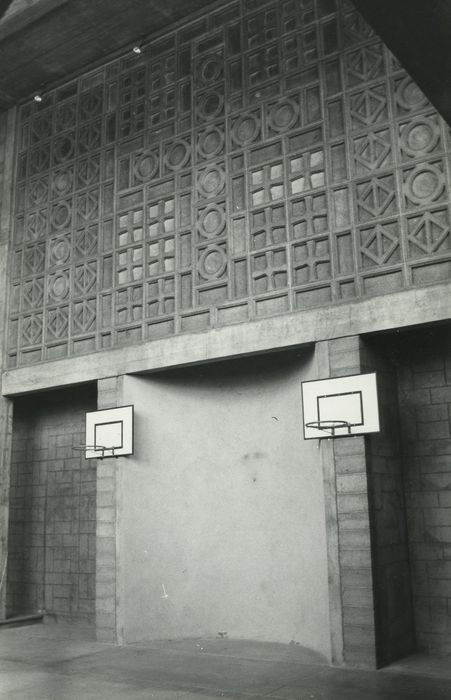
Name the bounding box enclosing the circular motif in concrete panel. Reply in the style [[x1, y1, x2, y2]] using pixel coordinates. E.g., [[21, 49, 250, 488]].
[[52, 169, 73, 198], [134, 151, 159, 181], [197, 165, 225, 198], [197, 90, 224, 121], [51, 201, 72, 230], [400, 119, 439, 157], [198, 245, 227, 280], [80, 90, 103, 121], [164, 139, 191, 171], [198, 126, 224, 160], [53, 134, 75, 164], [397, 77, 428, 111], [268, 98, 299, 132], [48, 273, 69, 301], [406, 164, 444, 204], [232, 113, 260, 146], [50, 236, 71, 265], [198, 55, 223, 85], [198, 204, 226, 239]]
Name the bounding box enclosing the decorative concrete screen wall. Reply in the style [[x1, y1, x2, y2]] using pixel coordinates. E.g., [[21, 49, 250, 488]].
[[6, 0, 451, 368]]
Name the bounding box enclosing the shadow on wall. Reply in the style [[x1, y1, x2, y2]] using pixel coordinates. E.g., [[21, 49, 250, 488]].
[[364, 323, 451, 660], [143, 346, 316, 391], [6, 383, 97, 624]]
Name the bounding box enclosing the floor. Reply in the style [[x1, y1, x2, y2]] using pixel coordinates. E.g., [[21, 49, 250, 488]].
[[1, 623, 451, 700]]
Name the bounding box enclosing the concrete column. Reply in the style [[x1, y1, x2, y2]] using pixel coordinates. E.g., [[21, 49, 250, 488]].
[[0, 107, 17, 618], [0, 395, 13, 617], [95, 376, 123, 643], [316, 340, 344, 666], [317, 337, 378, 668]]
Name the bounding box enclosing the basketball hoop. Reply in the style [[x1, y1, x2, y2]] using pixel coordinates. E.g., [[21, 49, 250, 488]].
[[72, 444, 118, 460], [301, 373, 380, 440], [305, 420, 352, 437]]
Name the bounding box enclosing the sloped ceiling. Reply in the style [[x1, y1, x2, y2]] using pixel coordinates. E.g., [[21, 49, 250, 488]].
[[0, 0, 218, 111], [0, 0, 450, 125], [352, 0, 451, 125]]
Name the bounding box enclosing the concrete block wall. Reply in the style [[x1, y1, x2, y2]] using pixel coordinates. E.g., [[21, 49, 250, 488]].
[[361, 339, 415, 666], [95, 376, 121, 643], [6, 384, 97, 623], [396, 326, 451, 653]]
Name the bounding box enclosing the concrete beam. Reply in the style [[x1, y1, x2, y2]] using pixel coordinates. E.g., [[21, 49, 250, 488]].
[[2, 281, 451, 396]]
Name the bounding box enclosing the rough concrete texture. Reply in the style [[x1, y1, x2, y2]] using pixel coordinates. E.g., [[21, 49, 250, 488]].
[[1, 624, 451, 700]]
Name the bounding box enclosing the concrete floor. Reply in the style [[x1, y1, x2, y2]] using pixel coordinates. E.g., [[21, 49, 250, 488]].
[[1, 623, 451, 700]]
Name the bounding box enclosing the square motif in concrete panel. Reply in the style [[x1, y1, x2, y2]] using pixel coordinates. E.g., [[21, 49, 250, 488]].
[[302, 372, 380, 439], [84, 405, 134, 458]]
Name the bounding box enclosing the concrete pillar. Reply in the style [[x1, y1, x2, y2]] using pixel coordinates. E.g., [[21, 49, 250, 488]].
[[95, 376, 123, 643], [0, 107, 17, 618], [0, 395, 13, 617], [317, 337, 378, 668]]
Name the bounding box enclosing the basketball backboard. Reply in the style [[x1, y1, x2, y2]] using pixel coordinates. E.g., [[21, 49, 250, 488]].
[[301, 373, 379, 439], [82, 405, 134, 458]]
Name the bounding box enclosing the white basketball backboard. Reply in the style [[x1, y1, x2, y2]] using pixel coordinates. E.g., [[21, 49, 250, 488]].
[[84, 405, 134, 458], [301, 373, 379, 439]]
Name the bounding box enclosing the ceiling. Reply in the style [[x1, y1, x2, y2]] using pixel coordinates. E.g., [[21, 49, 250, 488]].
[[0, 0, 450, 125], [352, 0, 451, 125], [0, 0, 218, 111]]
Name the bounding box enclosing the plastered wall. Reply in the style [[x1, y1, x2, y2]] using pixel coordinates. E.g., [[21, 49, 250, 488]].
[[116, 349, 331, 659]]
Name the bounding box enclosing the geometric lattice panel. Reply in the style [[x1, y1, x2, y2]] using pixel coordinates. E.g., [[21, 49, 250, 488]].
[[8, 0, 451, 367]]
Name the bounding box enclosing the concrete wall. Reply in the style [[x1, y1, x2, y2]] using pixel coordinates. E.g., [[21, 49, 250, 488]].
[[115, 349, 331, 659], [396, 325, 451, 653], [7, 384, 97, 623]]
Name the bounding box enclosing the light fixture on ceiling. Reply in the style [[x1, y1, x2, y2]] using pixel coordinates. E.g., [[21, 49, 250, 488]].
[[33, 84, 46, 103], [132, 37, 145, 55]]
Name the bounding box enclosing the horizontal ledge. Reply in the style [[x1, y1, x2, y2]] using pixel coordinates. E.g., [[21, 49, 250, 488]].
[[2, 281, 451, 396], [0, 613, 44, 627]]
